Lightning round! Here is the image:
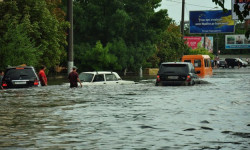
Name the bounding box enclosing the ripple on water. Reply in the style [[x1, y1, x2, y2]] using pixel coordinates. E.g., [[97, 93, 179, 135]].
[[0, 68, 250, 149]]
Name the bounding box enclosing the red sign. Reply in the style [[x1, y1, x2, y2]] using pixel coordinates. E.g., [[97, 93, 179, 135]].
[[184, 36, 213, 52], [184, 36, 202, 49]]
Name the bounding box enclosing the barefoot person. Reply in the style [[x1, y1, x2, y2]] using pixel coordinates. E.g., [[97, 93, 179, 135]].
[[68, 66, 82, 88]]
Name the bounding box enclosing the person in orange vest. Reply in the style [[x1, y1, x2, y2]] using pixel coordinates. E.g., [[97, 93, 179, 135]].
[[38, 65, 47, 86]]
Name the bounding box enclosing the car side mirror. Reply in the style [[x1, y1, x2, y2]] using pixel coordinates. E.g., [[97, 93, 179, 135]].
[[195, 71, 200, 74]]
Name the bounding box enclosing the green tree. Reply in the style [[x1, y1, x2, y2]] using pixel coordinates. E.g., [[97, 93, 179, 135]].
[[73, 0, 170, 73], [0, 19, 39, 69], [151, 23, 190, 66], [109, 38, 129, 71], [78, 41, 118, 71], [188, 47, 215, 60], [0, 0, 69, 70]]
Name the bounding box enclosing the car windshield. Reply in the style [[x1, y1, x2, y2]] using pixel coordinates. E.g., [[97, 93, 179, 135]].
[[5, 68, 36, 80], [79, 73, 94, 82], [160, 64, 189, 74]]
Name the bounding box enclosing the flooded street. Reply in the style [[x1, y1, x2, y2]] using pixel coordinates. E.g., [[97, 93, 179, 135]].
[[0, 68, 250, 150]]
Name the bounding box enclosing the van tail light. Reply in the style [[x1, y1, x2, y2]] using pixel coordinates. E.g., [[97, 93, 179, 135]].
[[186, 75, 191, 82], [34, 79, 39, 86], [156, 75, 160, 82], [2, 82, 7, 87]]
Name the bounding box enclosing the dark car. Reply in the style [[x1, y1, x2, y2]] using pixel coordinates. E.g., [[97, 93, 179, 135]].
[[225, 58, 247, 68], [1, 66, 39, 88], [156, 62, 198, 86]]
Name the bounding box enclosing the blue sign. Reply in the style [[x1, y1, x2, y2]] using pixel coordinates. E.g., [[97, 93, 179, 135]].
[[190, 10, 235, 34], [225, 35, 250, 49]]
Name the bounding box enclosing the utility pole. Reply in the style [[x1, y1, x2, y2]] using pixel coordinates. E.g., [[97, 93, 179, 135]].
[[67, 0, 73, 74], [216, 33, 219, 55], [181, 0, 185, 39], [204, 34, 206, 49]]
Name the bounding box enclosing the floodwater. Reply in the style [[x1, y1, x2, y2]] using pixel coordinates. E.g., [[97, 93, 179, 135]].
[[0, 68, 250, 150]]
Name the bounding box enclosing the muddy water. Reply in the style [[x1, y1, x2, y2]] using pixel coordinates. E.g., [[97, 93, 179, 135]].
[[0, 68, 250, 150]]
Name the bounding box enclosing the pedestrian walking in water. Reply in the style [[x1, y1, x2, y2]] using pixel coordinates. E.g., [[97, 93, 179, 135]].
[[68, 66, 82, 88], [38, 65, 47, 86], [0, 70, 4, 90]]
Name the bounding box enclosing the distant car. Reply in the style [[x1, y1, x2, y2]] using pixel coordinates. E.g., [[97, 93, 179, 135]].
[[240, 59, 248, 67], [78, 71, 135, 85], [218, 60, 227, 68], [1, 66, 39, 88], [155, 62, 198, 86], [225, 58, 247, 68]]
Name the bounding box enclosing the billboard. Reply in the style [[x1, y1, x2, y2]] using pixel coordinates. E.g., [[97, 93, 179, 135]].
[[232, 0, 250, 20], [184, 36, 213, 53], [189, 10, 235, 34], [225, 34, 250, 49]]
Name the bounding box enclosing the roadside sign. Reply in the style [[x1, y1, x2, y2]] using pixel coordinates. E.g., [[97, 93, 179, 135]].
[[189, 10, 235, 34]]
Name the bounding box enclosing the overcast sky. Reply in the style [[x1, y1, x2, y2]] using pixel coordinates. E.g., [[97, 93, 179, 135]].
[[157, 0, 232, 23]]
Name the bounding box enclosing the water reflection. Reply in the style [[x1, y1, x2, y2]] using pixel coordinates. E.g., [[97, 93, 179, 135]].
[[0, 68, 250, 149]]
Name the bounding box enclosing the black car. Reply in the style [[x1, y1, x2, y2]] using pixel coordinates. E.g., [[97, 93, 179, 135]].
[[156, 62, 198, 86], [225, 58, 247, 68], [1, 66, 39, 88]]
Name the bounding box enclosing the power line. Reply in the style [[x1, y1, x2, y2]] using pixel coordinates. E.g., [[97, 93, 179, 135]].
[[166, 0, 218, 9]]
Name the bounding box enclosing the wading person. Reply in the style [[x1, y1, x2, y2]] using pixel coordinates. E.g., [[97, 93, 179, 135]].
[[68, 66, 82, 88], [0, 70, 4, 90], [38, 65, 47, 86]]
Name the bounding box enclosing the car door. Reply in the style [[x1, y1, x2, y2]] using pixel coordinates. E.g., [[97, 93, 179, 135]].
[[92, 74, 106, 85]]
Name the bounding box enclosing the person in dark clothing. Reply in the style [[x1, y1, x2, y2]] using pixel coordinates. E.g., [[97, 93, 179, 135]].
[[68, 66, 82, 88]]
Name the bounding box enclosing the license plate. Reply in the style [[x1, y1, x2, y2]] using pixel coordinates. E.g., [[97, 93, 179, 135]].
[[14, 81, 26, 85], [168, 76, 178, 79]]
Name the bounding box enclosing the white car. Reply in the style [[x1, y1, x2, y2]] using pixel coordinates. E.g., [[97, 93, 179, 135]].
[[78, 71, 135, 85]]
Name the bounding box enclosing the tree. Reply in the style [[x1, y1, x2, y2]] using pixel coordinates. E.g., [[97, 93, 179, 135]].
[[150, 22, 190, 67], [76, 41, 118, 71], [0, 18, 39, 69], [73, 0, 170, 73], [0, 0, 69, 70], [0, 1, 39, 69], [188, 47, 215, 60]]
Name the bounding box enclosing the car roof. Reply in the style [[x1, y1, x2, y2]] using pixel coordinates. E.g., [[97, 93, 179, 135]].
[[161, 62, 191, 65], [80, 71, 122, 80], [182, 55, 211, 59], [6, 66, 34, 69], [80, 71, 117, 75]]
